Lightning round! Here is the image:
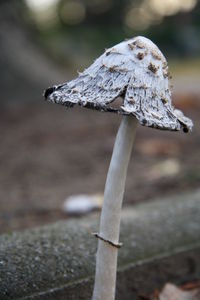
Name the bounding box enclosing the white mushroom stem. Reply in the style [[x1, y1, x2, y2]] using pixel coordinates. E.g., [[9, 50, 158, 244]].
[[92, 115, 137, 300]]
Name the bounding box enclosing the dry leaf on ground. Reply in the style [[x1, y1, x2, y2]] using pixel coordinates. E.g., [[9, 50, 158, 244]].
[[159, 283, 200, 300]]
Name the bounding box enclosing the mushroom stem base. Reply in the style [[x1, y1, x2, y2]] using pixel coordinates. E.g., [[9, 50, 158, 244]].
[[92, 115, 137, 300]]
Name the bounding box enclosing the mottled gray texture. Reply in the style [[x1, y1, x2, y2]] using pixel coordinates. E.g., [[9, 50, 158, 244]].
[[45, 36, 193, 132], [0, 190, 200, 299]]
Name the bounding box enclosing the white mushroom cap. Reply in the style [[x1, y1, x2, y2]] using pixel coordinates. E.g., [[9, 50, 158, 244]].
[[45, 36, 193, 132]]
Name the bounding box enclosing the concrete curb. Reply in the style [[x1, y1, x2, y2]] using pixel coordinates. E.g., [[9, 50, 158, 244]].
[[0, 190, 200, 299]]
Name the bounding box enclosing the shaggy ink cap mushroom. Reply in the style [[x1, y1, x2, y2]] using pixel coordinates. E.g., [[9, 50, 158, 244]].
[[45, 36, 193, 133], [44, 36, 193, 300]]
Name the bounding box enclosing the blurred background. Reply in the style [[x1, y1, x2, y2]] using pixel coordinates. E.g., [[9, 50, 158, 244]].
[[0, 0, 199, 233]]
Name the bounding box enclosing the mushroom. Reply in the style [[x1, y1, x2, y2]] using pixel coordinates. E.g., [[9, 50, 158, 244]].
[[44, 36, 193, 300]]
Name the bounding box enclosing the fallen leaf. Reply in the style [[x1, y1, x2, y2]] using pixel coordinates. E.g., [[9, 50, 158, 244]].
[[181, 280, 200, 290], [159, 283, 200, 300]]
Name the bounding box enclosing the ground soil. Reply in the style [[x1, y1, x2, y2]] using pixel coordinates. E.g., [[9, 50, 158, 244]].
[[0, 96, 199, 233]]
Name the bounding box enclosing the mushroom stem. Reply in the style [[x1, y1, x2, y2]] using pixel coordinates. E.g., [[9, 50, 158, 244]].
[[92, 115, 137, 300]]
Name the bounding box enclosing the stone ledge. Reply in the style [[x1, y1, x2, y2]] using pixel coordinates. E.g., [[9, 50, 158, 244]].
[[0, 190, 200, 300]]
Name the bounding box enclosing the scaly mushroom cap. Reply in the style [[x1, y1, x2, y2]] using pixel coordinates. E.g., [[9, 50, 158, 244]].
[[45, 36, 193, 132]]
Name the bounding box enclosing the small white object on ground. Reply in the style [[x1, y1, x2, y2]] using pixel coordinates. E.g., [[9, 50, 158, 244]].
[[62, 194, 103, 215]]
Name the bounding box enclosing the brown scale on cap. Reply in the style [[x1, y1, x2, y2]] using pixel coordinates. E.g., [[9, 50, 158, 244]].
[[106, 48, 120, 55], [134, 39, 145, 49], [137, 52, 145, 60], [162, 61, 171, 78], [148, 62, 159, 74], [151, 50, 162, 60], [128, 43, 135, 50], [109, 65, 117, 72], [162, 61, 168, 70], [128, 39, 146, 50], [106, 51, 111, 56], [163, 68, 172, 79], [127, 97, 135, 104], [161, 97, 168, 104]]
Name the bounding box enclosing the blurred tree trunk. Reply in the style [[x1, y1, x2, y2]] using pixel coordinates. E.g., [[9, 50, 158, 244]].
[[0, 0, 66, 103]]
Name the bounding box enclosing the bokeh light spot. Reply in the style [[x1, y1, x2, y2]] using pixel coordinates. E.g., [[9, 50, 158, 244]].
[[60, 1, 86, 25], [25, 0, 59, 12], [149, 0, 197, 16], [25, 0, 59, 29], [87, 0, 112, 14], [124, 0, 197, 31]]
